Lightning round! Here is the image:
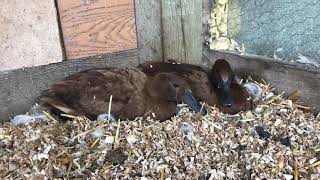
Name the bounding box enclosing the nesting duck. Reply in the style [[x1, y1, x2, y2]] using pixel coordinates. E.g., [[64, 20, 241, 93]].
[[39, 67, 205, 121], [138, 59, 254, 114]]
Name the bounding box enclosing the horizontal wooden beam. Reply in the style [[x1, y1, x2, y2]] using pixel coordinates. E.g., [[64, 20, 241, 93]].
[[203, 49, 320, 113], [0, 50, 139, 121]]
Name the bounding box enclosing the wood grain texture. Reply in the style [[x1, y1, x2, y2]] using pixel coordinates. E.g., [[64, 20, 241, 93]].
[[181, 0, 202, 64], [0, 50, 139, 122], [161, 0, 185, 62], [57, 0, 138, 59], [161, 0, 202, 64], [135, 0, 163, 63], [203, 49, 320, 113], [202, 0, 211, 43]]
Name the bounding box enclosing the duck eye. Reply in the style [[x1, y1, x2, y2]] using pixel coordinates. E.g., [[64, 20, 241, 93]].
[[217, 80, 230, 89], [171, 83, 179, 88]]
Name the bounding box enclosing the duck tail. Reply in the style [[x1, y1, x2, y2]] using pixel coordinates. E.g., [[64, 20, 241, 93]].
[[39, 96, 75, 115]]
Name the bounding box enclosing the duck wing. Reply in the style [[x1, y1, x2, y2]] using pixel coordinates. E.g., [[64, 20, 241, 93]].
[[138, 61, 213, 102], [40, 67, 147, 120], [138, 61, 209, 76]]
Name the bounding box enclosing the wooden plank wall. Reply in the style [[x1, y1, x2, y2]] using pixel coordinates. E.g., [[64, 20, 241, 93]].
[[135, 0, 204, 64], [57, 0, 138, 59], [161, 0, 202, 64]]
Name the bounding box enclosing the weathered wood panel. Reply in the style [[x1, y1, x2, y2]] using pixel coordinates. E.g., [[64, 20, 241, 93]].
[[0, 0, 62, 71], [203, 49, 320, 113], [57, 0, 137, 59], [0, 50, 139, 121], [202, 0, 212, 43], [161, 0, 202, 64], [135, 0, 163, 63], [182, 0, 203, 64], [161, 0, 185, 62]]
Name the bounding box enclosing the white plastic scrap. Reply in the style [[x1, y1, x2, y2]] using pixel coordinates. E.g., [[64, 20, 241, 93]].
[[295, 54, 319, 67], [91, 127, 105, 138], [283, 174, 293, 180], [243, 82, 262, 98], [32, 144, 57, 161], [179, 122, 193, 142], [11, 114, 48, 126], [273, 48, 286, 60], [265, 92, 275, 99], [126, 134, 139, 144], [104, 135, 115, 144], [97, 113, 115, 122]]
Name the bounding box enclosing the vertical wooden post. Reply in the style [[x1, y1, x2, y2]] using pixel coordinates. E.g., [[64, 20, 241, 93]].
[[161, 0, 202, 64], [135, 0, 163, 63]]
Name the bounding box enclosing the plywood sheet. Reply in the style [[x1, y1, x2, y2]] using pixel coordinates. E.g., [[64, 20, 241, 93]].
[[57, 0, 138, 59], [0, 0, 63, 71]]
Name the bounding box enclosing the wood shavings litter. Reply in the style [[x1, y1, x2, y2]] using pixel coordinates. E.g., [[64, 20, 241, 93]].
[[0, 82, 319, 179]]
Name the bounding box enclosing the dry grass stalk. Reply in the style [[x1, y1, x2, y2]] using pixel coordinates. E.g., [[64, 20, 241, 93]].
[[114, 119, 121, 149], [160, 168, 165, 180], [108, 95, 113, 121], [294, 160, 299, 180], [288, 90, 300, 101], [42, 111, 58, 123]]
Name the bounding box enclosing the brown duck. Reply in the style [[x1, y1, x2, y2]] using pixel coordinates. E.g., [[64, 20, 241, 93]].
[[39, 67, 206, 121], [138, 59, 254, 114]]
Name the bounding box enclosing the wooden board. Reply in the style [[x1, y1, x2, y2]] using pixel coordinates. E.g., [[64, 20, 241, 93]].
[[0, 50, 139, 122], [0, 0, 62, 71], [135, 0, 163, 63], [161, 0, 202, 64], [203, 49, 320, 113], [202, 0, 212, 43], [181, 0, 203, 64], [57, 0, 137, 59]]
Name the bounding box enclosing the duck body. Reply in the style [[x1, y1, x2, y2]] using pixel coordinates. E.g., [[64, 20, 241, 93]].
[[40, 67, 204, 121], [138, 60, 254, 114], [138, 61, 218, 104]]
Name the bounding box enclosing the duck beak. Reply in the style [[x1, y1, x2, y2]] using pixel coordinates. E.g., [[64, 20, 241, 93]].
[[221, 94, 234, 107], [217, 80, 234, 107], [182, 90, 207, 115]]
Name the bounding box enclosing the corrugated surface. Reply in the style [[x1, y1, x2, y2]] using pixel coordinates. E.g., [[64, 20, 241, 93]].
[[228, 0, 320, 65]]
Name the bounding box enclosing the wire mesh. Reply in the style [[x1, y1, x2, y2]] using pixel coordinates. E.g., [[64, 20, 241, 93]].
[[227, 0, 320, 66]]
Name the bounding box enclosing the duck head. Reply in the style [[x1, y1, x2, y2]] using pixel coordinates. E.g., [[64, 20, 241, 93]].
[[210, 59, 235, 108], [147, 73, 207, 115]]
